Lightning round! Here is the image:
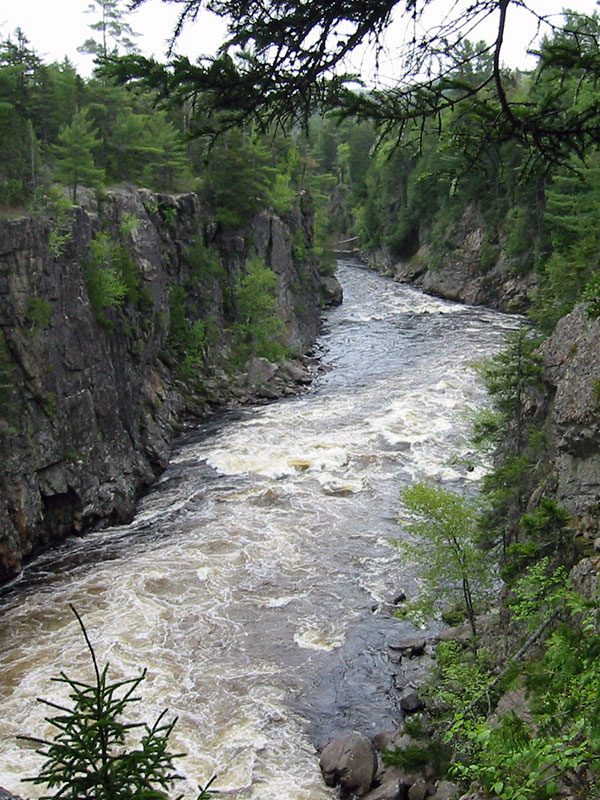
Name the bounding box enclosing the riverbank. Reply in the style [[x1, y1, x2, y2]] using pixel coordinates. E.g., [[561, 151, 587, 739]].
[[0, 186, 342, 584], [333, 209, 536, 315]]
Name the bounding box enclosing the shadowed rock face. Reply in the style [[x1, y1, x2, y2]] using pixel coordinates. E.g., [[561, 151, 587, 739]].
[[539, 304, 600, 515], [0, 187, 338, 583]]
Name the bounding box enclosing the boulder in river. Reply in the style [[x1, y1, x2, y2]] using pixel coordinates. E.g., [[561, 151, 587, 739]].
[[280, 359, 312, 384], [320, 731, 378, 796], [320, 274, 344, 306]]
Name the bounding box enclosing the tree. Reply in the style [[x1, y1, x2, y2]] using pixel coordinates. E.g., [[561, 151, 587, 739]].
[[202, 129, 277, 226], [20, 607, 188, 800], [105, 2, 600, 170], [397, 483, 492, 636], [54, 109, 105, 201], [232, 255, 288, 363], [78, 0, 140, 59], [0, 29, 45, 203], [532, 153, 600, 330], [140, 111, 189, 191]]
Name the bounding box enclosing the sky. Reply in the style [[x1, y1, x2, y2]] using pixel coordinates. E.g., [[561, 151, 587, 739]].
[[0, 0, 228, 75], [1, 0, 599, 79]]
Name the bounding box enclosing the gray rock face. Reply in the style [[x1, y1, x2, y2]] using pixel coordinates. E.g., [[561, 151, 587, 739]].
[[365, 205, 536, 314], [320, 731, 378, 796], [538, 305, 600, 514], [0, 188, 324, 583]]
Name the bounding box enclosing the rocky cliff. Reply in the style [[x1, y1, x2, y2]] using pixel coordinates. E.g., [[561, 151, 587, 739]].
[[0, 186, 339, 583], [537, 304, 600, 527], [364, 206, 536, 314]]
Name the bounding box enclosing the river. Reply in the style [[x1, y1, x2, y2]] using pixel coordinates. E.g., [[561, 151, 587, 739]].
[[0, 259, 520, 800]]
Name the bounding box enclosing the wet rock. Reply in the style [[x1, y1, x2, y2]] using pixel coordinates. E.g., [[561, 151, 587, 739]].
[[320, 731, 378, 796], [320, 274, 343, 307], [393, 590, 407, 604], [256, 385, 280, 400], [399, 691, 425, 714], [388, 637, 427, 657], [280, 359, 312, 384]]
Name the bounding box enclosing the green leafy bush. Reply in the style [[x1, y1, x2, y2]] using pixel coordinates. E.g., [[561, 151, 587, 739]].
[[448, 583, 600, 800], [84, 230, 146, 326], [396, 483, 493, 636], [25, 296, 51, 333]]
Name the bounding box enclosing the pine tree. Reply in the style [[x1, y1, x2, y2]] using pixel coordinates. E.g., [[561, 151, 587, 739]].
[[54, 109, 105, 201], [78, 0, 140, 59], [140, 112, 189, 191]]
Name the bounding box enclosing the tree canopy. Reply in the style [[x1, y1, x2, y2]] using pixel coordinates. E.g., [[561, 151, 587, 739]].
[[103, 1, 600, 169]]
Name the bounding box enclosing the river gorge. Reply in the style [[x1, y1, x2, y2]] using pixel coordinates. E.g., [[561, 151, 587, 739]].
[[0, 259, 521, 800]]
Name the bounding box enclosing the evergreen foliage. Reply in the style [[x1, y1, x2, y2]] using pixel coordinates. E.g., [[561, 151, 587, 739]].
[[54, 109, 105, 201], [231, 255, 288, 364], [78, 0, 141, 59], [20, 607, 188, 800]]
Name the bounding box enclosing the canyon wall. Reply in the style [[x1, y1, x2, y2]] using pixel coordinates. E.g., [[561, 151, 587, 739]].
[[0, 187, 337, 583]]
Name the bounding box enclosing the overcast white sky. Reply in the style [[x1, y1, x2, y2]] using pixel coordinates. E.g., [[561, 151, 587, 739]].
[[1, 0, 598, 79]]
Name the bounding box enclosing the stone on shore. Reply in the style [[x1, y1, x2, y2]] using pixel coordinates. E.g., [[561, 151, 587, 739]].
[[362, 780, 406, 800], [388, 637, 427, 657], [399, 690, 425, 714], [320, 731, 378, 796]]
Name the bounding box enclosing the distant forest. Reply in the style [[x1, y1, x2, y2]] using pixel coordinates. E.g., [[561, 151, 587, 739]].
[[3, 5, 600, 329]]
